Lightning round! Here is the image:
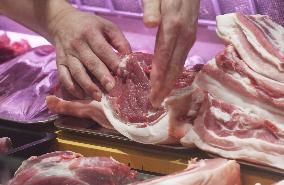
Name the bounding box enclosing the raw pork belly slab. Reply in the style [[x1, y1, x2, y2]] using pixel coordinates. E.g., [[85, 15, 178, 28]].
[[182, 13, 284, 170], [216, 13, 284, 82], [47, 52, 202, 144], [133, 158, 241, 185], [181, 91, 284, 170], [0, 137, 12, 153], [7, 151, 139, 185]]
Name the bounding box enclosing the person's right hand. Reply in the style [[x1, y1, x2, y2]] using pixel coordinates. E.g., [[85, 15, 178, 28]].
[[143, 0, 200, 107], [48, 8, 131, 100]]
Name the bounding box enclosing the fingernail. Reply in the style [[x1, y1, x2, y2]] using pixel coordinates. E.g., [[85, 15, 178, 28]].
[[105, 82, 115, 92], [93, 92, 102, 100]]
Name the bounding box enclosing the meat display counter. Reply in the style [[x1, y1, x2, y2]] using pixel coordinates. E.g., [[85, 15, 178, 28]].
[[1, 0, 284, 184]]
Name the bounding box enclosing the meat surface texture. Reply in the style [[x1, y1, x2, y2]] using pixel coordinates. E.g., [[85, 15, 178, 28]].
[[0, 137, 12, 153], [0, 33, 31, 64], [47, 52, 202, 144], [133, 158, 241, 185], [7, 151, 241, 185], [6, 151, 139, 185], [181, 13, 284, 170]]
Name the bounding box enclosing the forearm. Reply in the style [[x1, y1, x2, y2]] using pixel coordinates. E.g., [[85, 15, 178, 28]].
[[0, 0, 75, 43]]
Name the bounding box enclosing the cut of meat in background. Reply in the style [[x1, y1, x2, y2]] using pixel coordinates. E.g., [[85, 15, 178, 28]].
[[47, 52, 204, 144], [0, 33, 31, 64], [0, 44, 58, 122], [6, 151, 241, 185], [0, 137, 12, 153], [6, 151, 140, 185]]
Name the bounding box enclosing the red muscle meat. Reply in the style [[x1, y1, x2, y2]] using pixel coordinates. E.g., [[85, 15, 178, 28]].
[[0, 33, 31, 64]]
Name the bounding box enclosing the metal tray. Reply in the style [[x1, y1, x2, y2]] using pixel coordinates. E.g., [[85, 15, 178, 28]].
[[54, 116, 189, 151], [208, 153, 284, 176], [0, 116, 57, 130], [0, 125, 56, 157]]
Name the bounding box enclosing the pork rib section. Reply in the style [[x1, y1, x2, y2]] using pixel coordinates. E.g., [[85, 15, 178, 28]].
[[133, 158, 241, 185], [47, 52, 201, 144], [6, 151, 139, 185]]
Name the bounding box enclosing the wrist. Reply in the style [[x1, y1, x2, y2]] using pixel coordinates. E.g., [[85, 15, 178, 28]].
[[44, 0, 76, 44]]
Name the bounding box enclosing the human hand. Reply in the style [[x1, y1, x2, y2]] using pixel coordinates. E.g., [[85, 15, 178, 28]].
[[48, 9, 131, 100], [143, 0, 200, 107]]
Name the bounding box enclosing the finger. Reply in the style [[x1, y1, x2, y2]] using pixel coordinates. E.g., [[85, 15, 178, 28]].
[[142, 0, 162, 27], [55, 42, 84, 99], [66, 55, 102, 100], [103, 20, 132, 55], [85, 32, 123, 73], [74, 41, 116, 92], [150, 0, 199, 106], [161, 0, 199, 96], [150, 3, 182, 106]]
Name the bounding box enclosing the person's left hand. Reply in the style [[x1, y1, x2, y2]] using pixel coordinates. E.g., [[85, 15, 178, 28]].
[[143, 0, 200, 107], [47, 8, 131, 100]]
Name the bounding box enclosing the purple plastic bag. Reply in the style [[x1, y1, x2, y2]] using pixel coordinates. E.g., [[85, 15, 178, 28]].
[[0, 45, 58, 123]]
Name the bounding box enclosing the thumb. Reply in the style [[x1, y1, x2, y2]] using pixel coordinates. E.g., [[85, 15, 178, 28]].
[[142, 0, 161, 27]]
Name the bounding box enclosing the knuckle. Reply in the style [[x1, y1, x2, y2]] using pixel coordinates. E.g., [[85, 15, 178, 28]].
[[82, 82, 93, 92], [70, 67, 82, 77], [83, 57, 99, 72], [171, 16, 183, 28], [70, 39, 83, 52], [82, 25, 95, 38]]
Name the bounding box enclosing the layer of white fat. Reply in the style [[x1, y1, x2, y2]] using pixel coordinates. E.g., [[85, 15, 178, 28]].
[[118, 55, 129, 69], [216, 14, 238, 39], [101, 95, 177, 144], [195, 60, 284, 132], [275, 180, 284, 185], [227, 55, 284, 92], [236, 17, 283, 70], [210, 107, 231, 122], [181, 124, 284, 170], [31, 158, 77, 178], [137, 160, 232, 185]]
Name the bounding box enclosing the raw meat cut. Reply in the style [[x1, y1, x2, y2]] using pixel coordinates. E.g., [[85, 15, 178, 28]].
[[181, 90, 284, 170], [0, 33, 31, 64], [132, 158, 241, 185], [47, 52, 203, 144], [0, 45, 58, 122], [0, 137, 12, 153], [6, 151, 139, 185], [7, 151, 241, 185], [181, 13, 284, 170]]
